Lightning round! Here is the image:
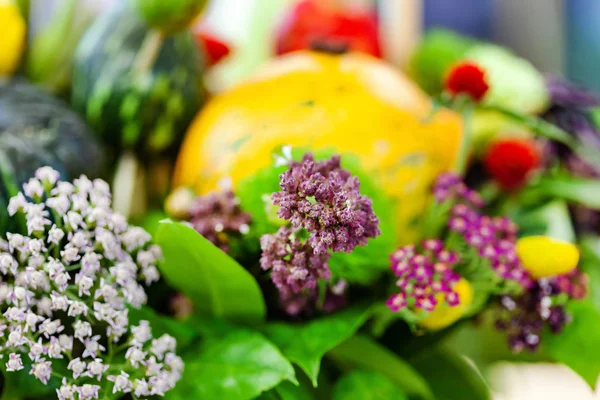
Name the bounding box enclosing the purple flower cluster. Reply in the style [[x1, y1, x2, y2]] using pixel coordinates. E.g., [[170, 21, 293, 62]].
[[272, 153, 380, 255], [495, 269, 587, 353], [188, 190, 251, 253], [260, 153, 379, 315], [386, 240, 462, 313], [434, 173, 533, 288]]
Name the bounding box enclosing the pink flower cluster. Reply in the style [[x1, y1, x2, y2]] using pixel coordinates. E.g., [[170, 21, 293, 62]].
[[386, 240, 462, 313]]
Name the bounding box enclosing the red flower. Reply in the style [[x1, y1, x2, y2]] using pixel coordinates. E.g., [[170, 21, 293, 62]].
[[484, 139, 540, 190], [445, 62, 489, 101], [194, 30, 231, 66]]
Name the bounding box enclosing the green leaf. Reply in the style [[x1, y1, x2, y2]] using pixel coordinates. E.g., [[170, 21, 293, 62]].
[[328, 335, 433, 400], [155, 220, 266, 324], [579, 236, 600, 312], [409, 346, 491, 400], [262, 305, 371, 386], [167, 327, 297, 400], [332, 371, 408, 400], [544, 301, 600, 389], [128, 306, 197, 349], [258, 380, 314, 400], [531, 174, 600, 210]]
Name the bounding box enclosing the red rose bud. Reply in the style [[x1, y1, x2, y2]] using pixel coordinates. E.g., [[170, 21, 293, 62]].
[[445, 62, 489, 101], [484, 139, 541, 190], [195, 30, 231, 66]]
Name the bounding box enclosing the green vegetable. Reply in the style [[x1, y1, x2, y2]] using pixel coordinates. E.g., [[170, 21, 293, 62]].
[[155, 220, 266, 324], [0, 80, 103, 234], [134, 0, 208, 33], [72, 4, 206, 158]]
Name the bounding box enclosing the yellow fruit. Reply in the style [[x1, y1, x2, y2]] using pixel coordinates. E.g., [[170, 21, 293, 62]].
[[516, 236, 579, 279], [174, 51, 463, 243], [420, 278, 474, 330], [0, 2, 26, 76]]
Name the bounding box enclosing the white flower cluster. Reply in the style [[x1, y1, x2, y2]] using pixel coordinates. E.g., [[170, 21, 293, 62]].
[[0, 167, 183, 399]]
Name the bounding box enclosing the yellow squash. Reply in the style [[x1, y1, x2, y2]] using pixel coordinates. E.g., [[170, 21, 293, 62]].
[[0, 1, 26, 76], [174, 51, 463, 242]]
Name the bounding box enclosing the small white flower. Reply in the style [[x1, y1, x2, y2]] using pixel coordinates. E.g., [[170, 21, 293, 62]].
[[82, 335, 105, 359], [76, 383, 100, 400], [35, 167, 60, 184], [28, 239, 46, 255], [54, 272, 70, 292], [81, 252, 101, 275], [57, 378, 76, 400], [131, 321, 152, 346], [28, 337, 46, 361], [23, 178, 44, 199], [120, 227, 151, 252], [51, 292, 70, 311], [30, 358, 52, 384], [47, 225, 65, 245], [145, 356, 163, 377], [74, 320, 92, 340], [74, 175, 94, 194], [4, 307, 26, 322], [134, 378, 150, 397], [59, 334, 73, 351], [85, 358, 108, 381], [125, 347, 147, 368], [151, 334, 176, 360], [64, 211, 84, 231], [68, 301, 88, 317], [68, 358, 87, 379], [40, 319, 63, 338], [51, 181, 75, 196], [8, 192, 28, 216], [76, 274, 94, 296], [0, 253, 17, 275], [46, 195, 71, 216], [165, 353, 184, 373], [47, 336, 64, 359], [108, 371, 133, 394], [25, 311, 43, 332], [7, 326, 26, 346], [61, 244, 81, 264], [141, 265, 160, 286], [6, 353, 24, 371], [27, 216, 51, 235]]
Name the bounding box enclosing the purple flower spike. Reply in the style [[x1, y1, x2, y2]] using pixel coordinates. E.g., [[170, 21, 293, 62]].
[[189, 190, 252, 253], [260, 226, 332, 314], [272, 153, 380, 255]]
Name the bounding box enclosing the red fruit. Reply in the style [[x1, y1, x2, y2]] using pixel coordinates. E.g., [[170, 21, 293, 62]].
[[445, 62, 489, 101], [275, 0, 381, 57], [194, 30, 231, 66], [484, 139, 541, 190]]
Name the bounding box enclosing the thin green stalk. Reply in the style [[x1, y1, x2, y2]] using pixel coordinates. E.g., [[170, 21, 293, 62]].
[[453, 105, 473, 176]]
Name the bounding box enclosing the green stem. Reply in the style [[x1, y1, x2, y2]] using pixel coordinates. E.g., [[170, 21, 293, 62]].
[[133, 30, 164, 76], [453, 106, 473, 176], [1, 376, 23, 400]]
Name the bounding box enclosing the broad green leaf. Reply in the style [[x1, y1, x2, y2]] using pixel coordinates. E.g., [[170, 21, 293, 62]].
[[155, 220, 266, 323], [262, 305, 371, 386], [128, 306, 197, 350], [328, 335, 433, 400], [409, 346, 491, 400], [532, 174, 600, 210], [332, 371, 408, 400], [579, 236, 600, 311], [258, 380, 314, 400], [167, 327, 297, 400], [544, 301, 600, 389]]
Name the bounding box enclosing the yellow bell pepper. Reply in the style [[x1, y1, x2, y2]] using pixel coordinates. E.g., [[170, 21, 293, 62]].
[[516, 236, 579, 279], [0, 1, 26, 76], [420, 278, 474, 330]]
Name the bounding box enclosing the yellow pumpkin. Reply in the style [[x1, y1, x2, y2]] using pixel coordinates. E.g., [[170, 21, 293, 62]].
[[174, 51, 463, 242], [0, 1, 26, 76]]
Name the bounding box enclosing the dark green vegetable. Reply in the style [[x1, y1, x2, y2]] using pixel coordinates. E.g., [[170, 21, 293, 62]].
[[72, 4, 206, 159], [0, 79, 103, 233]]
